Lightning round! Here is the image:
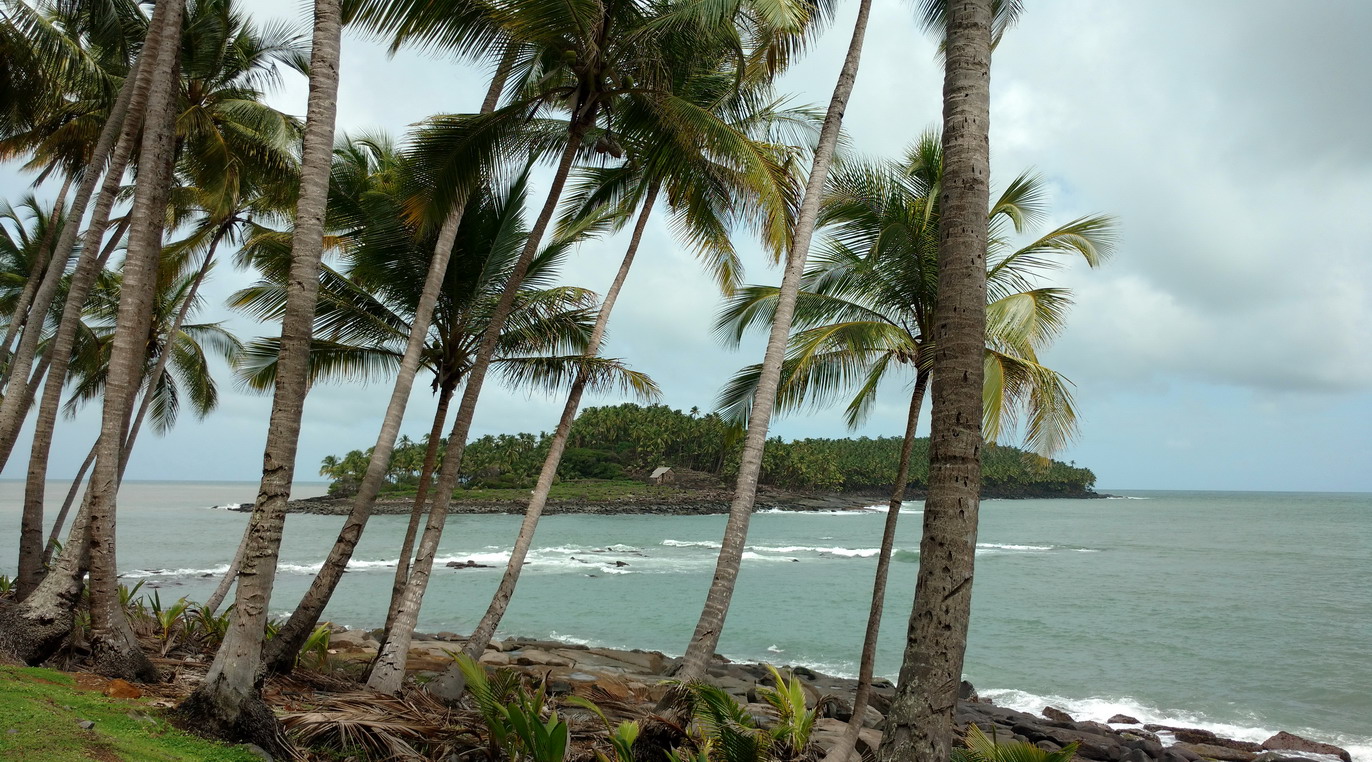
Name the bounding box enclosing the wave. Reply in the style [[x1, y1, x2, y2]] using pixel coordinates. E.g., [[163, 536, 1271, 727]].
[[980, 689, 1371, 762], [755, 508, 875, 516]]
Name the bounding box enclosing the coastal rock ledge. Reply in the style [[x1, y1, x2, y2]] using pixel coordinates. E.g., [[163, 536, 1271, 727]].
[[322, 626, 1352, 762]]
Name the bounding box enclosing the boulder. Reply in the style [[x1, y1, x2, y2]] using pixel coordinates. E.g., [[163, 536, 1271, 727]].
[[1044, 706, 1076, 724], [1261, 732, 1352, 762], [512, 648, 575, 668], [1110, 715, 1143, 725], [1175, 743, 1257, 762], [479, 651, 511, 666]]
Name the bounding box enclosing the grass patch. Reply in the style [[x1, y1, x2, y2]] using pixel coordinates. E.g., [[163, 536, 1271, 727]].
[[0, 664, 261, 761]]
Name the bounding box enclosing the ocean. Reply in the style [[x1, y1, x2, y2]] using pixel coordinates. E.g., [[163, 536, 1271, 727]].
[[1, 483, 1368, 759]]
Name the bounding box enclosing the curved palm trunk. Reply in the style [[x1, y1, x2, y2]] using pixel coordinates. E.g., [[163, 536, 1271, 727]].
[[0, 175, 73, 376], [13, 33, 161, 596], [263, 58, 517, 675], [0, 19, 155, 469], [203, 522, 251, 615], [176, 1, 343, 751], [40, 439, 97, 569], [426, 182, 660, 698], [823, 369, 928, 762], [877, 3, 992, 761], [81, 0, 186, 683], [0, 498, 93, 663], [677, 0, 874, 680], [384, 379, 455, 632], [366, 117, 591, 694]]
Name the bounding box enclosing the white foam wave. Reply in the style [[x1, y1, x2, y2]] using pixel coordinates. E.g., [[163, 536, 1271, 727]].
[[981, 688, 1371, 762], [755, 508, 873, 516], [751, 545, 880, 558], [662, 539, 722, 548], [121, 564, 230, 579], [978, 543, 1055, 551]]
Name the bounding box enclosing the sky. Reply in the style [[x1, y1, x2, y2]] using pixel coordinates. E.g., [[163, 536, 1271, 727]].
[[3, 0, 1370, 492]]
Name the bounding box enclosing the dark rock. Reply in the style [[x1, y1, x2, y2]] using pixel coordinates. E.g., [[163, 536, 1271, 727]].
[[1037, 741, 1062, 753], [1110, 715, 1143, 725], [1169, 747, 1202, 762], [1162, 750, 1197, 762], [1121, 749, 1153, 762], [1043, 706, 1076, 723], [959, 681, 980, 702], [446, 559, 494, 569], [78, 720, 95, 730], [1175, 742, 1257, 762], [1261, 732, 1352, 762]]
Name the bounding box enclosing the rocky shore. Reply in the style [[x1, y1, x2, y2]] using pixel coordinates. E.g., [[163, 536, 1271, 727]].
[[324, 627, 1352, 762], [258, 486, 1105, 517]]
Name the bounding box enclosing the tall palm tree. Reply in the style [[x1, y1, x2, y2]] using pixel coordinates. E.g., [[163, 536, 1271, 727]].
[[878, 1, 994, 759], [716, 135, 1114, 760], [224, 139, 653, 674], [76, 0, 187, 682], [439, 63, 818, 690], [677, 0, 875, 680], [363, 0, 794, 693], [0, 0, 152, 470], [177, 0, 342, 751]]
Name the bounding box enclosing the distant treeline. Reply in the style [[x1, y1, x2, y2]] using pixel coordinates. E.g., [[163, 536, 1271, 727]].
[[320, 403, 1097, 496]]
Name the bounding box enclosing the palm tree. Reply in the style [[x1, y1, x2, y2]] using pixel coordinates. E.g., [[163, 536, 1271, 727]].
[[362, 0, 796, 693], [878, 1, 995, 760], [177, 0, 342, 750], [222, 137, 653, 674], [76, 0, 187, 682], [677, 0, 876, 680], [8, 0, 304, 598], [716, 134, 1114, 761], [0, 0, 153, 470], [439, 61, 819, 690]]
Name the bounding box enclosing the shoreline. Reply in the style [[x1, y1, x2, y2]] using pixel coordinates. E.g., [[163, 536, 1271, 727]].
[[319, 626, 1358, 762], [258, 487, 1107, 516]]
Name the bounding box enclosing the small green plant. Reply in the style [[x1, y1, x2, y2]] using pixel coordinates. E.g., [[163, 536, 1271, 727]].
[[454, 653, 571, 762], [297, 624, 333, 670], [148, 592, 191, 656], [954, 725, 1079, 762], [565, 695, 639, 762], [0, 574, 14, 598], [755, 666, 818, 759]]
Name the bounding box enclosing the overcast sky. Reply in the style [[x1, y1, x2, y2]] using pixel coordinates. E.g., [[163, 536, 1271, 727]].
[[3, 0, 1370, 492]]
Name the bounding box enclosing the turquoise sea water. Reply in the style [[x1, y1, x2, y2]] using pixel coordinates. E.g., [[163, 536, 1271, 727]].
[[1, 483, 1368, 759]]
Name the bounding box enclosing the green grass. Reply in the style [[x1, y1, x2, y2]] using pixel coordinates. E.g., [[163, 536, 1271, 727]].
[[383, 479, 692, 503], [0, 664, 261, 761]]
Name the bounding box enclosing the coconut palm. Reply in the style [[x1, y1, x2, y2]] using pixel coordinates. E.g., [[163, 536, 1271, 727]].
[[716, 134, 1114, 757], [7, 0, 304, 598], [362, 0, 815, 693], [436, 63, 819, 693], [222, 136, 655, 674], [878, 1, 995, 759], [177, 0, 342, 750], [676, 0, 875, 680]]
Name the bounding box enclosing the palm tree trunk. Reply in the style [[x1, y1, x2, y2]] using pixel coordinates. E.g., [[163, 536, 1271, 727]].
[[81, 0, 186, 683], [0, 174, 73, 376], [177, 1, 342, 750], [203, 520, 251, 615], [877, 2, 992, 760], [823, 369, 928, 762], [433, 181, 659, 693], [12, 29, 161, 596], [677, 0, 874, 680], [0, 495, 93, 663], [366, 115, 592, 694], [263, 58, 517, 676], [0, 18, 155, 469], [118, 235, 223, 471], [40, 438, 97, 569], [384, 379, 455, 633]]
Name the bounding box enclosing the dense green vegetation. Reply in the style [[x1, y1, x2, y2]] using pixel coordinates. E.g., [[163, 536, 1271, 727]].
[[320, 403, 1097, 496]]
